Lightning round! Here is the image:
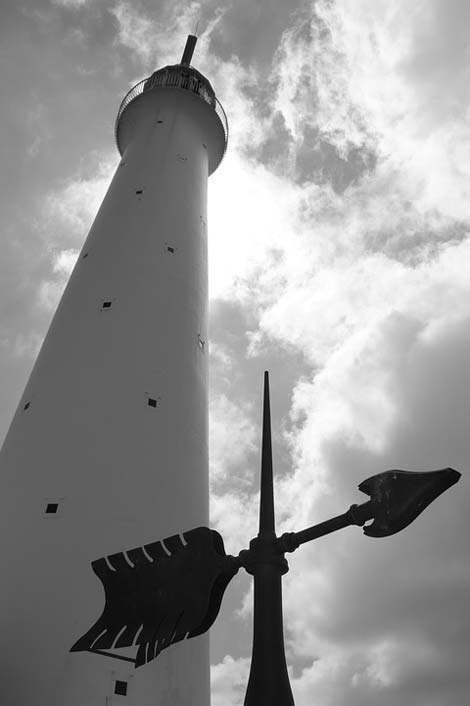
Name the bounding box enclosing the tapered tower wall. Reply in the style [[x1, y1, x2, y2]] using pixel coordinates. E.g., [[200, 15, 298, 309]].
[[0, 67, 226, 705]]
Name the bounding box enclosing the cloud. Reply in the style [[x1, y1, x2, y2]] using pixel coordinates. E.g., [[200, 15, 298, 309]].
[[204, 2, 470, 702], [210, 392, 257, 486], [44, 155, 115, 237], [288, 632, 467, 706], [208, 153, 303, 300], [110, 0, 208, 67], [273, 308, 470, 705], [110, 1, 157, 64], [52, 248, 80, 276], [210, 489, 259, 558], [51, 0, 94, 7], [37, 248, 79, 312], [34, 156, 115, 312], [211, 655, 250, 706]]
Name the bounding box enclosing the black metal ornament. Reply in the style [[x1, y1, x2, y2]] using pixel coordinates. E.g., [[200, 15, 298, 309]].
[[357, 467, 460, 537], [70, 527, 238, 667], [71, 372, 461, 704]]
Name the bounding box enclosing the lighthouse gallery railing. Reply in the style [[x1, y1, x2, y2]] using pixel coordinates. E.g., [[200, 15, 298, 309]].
[[115, 66, 228, 157]]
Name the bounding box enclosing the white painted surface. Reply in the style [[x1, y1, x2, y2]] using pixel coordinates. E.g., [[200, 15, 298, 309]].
[[0, 84, 226, 705]]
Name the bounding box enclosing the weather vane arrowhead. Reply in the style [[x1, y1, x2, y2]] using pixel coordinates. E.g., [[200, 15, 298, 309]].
[[357, 467, 461, 537]]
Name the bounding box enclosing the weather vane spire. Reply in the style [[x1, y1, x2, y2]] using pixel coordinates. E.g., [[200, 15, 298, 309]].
[[71, 371, 460, 704]]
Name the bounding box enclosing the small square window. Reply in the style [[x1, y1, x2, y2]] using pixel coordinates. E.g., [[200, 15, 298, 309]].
[[114, 680, 128, 696], [102, 301, 112, 309], [148, 398, 157, 408], [167, 246, 175, 253], [46, 503, 59, 514], [82, 252, 89, 259], [23, 402, 30, 411], [135, 189, 143, 195], [157, 120, 164, 124]]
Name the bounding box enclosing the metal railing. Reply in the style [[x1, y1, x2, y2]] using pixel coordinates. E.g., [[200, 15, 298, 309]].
[[115, 66, 228, 157]]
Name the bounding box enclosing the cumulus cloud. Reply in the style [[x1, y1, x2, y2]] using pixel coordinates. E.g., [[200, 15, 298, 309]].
[[210, 392, 257, 485], [37, 248, 79, 312], [52, 0, 94, 7], [288, 632, 465, 706], [211, 655, 250, 706], [110, 0, 210, 67], [34, 157, 115, 312], [206, 2, 470, 703], [52, 248, 80, 275], [44, 156, 115, 236]]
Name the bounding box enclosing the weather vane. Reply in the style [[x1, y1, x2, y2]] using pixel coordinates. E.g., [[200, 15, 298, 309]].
[[71, 372, 461, 705]]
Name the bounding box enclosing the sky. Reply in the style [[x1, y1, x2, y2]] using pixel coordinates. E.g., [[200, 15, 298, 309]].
[[1, 0, 469, 704]]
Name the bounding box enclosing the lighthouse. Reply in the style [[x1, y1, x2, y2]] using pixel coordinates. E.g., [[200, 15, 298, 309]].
[[0, 36, 227, 706]]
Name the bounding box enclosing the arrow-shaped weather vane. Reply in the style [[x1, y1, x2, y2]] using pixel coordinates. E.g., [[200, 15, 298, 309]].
[[71, 372, 461, 704]]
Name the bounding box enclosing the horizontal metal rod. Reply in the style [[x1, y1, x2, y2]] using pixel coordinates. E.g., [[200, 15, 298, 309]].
[[277, 500, 377, 553], [87, 648, 136, 664]]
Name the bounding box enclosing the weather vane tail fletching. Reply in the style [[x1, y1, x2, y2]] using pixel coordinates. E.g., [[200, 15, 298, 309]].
[[71, 527, 239, 667]]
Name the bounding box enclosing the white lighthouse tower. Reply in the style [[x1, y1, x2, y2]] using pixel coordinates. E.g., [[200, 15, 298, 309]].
[[0, 36, 227, 705]]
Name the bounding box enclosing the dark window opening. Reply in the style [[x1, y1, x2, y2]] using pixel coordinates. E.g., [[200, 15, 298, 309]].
[[198, 335, 205, 352], [135, 189, 143, 195], [23, 402, 30, 411], [148, 398, 157, 408], [46, 503, 59, 514], [114, 680, 128, 696], [202, 143, 207, 149], [82, 252, 89, 259], [157, 120, 164, 124], [167, 246, 175, 253], [102, 301, 112, 309]]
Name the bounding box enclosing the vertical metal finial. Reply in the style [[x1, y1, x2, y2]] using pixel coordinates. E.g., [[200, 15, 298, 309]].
[[243, 372, 294, 706], [181, 35, 197, 66], [259, 371, 275, 535]]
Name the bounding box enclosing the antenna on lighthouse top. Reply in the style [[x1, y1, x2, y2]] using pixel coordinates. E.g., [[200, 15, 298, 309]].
[[181, 34, 197, 66]]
